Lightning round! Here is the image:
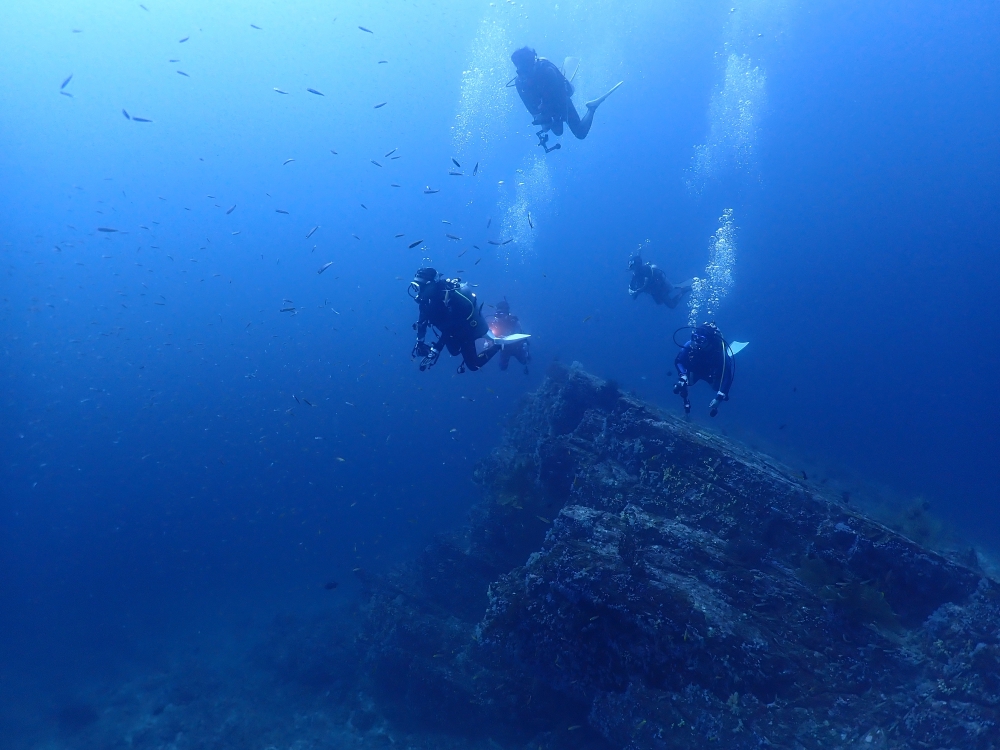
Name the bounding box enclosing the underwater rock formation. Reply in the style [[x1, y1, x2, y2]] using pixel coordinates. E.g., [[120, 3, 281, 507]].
[[359, 363, 1000, 749]]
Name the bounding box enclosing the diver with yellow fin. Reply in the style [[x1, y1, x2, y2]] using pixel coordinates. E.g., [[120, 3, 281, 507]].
[[509, 47, 622, 153], [409, 268, 500, 373]]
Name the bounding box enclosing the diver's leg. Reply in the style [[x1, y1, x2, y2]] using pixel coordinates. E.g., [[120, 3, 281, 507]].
[[550, 119, 564, 136], [460, 340, 499, 371], [566, 103, 592, 139]]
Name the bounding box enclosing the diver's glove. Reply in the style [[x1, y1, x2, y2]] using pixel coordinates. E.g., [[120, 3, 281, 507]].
[[708, 392, 727, 418], [412, 340, 430, 359]]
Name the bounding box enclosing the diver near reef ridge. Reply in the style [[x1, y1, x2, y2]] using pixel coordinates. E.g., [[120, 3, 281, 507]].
[[628, 253, 693, 309], [488, 299, 531, 374], [510, 46, 623, 153], [410, 267, 500, 373], [673, 322, 735, 418]]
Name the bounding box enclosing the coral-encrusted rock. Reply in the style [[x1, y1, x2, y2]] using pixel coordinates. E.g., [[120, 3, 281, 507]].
[[361, 363, 1000, 750]]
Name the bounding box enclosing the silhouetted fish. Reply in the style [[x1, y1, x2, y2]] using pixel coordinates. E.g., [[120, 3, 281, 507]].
[[275, 209, 289, 214], [384, 148, 396, 157], [473, 162, 479, 176], [122, 109, 131, 120], [373, 102, 386, 108], [251, 24, 261, 29], [318, 262, 334, 274], [451, 158, 461, 168], [132, 117, 152, 122], [179, 36, 189, 42], [177, 70, 189, 77], [446, 234, 461, 240], [60, 74, 73, 89], [358, 26, 373, 33], [306, 226, 319, 239], [273, 88, 289, 94], [408, 240, 423, 249], [307, 88, 324, 96], [97, 227, 119, 233], [371, 160, 382, 167], [226, 204, 235, 214], [423, 187, 439, 194]]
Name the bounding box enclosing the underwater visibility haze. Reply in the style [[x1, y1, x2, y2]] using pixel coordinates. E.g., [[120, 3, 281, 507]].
[[2, 0, 999, 747]]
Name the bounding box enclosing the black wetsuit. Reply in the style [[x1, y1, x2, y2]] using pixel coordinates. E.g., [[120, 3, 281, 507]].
[[515, 58, 594, 139], [415, 279, 498, 372], [629, 263, 690, 308]]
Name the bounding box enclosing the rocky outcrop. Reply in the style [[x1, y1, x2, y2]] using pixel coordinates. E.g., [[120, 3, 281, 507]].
[[359, 363, 1000, 750]]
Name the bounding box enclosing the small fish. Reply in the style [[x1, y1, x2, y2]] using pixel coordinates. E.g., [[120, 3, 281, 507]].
[[486, 218, 491, 228], [448, 171, 463, 176], [306, 226, 319, 238], [378, 60, 387, 64], [458, 249, 467, 257], [352, 234, 360, 240], [801, 470, 808, 480], [273, 87, 289, 94], [394, 234, 405, 238], [280, 306, 296, 312], [390, 183, 400, 187], [528, 211, 533, 229], [446, 234, 461, 240], [169, 59, 180, 62], [306, 88, 324, 96], [370, 159, 382, 167], [140, 3, 148, 9], [324, 581, 338, 590], [384, 148, 396, 157], [318, 261, 334, 274], [122, 108, 131, 120], [329, 149, 338, 155], [303, 399, 313, 406], [442, 220, 452, 224], [336, 456, 345, 462], [451, 158, 461, 168], [226, 204, 235, 214], [60, 74, 73, 89], [475, 257, 482, 265], [133, 117, 152, 122], [60, 91, 73, 97], [251, 24, 261, 29], [423, 187, 439, 194], [360, 204, 367, 210], [373, 102, 386, 108], [282, 158, 295, 165], [275, 209, 289, 214], [97, 227, 119, 232], [177, 70, 189, 77], [358, 26, 373, 33], [408, 239, 423, 249], [179, 36, 189, 43], [583, 315, 592, 323], [390, 156, 400, 160], [473, 162, 479, 176], [501, 238, 513, 245], [139, 225, 148, 229], [473, 245, 480, 250], [487, 240, 500, 246], [537, 516, 551, 524]]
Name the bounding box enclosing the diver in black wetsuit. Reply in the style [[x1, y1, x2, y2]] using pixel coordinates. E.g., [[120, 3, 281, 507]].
[[628, 253, 693, 309], [510, 46, 622, 153], [409, 267, 499, 373], [673, 322, 736, 417]]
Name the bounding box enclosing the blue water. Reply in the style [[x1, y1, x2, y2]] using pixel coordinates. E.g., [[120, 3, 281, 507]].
[[2, 0, 998, 744]]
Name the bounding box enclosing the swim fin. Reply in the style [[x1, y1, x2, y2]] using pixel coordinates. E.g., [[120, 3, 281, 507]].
[[586, 81, 623, 110], [562, 56, 581, 83]]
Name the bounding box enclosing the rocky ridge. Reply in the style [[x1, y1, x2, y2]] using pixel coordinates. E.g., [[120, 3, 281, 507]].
[[358, 363, 1000, 750]]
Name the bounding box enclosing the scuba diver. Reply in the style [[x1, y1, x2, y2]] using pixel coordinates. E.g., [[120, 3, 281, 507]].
[[510, 46, 623, 153], [409, 267, 500, 373], [673, 322, 735, 418], [488, 299, 531, 374], [628, 253, 693, 309]]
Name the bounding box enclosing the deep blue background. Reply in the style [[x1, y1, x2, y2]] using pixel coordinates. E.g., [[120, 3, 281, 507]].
[[1, 0, 998, 738]]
